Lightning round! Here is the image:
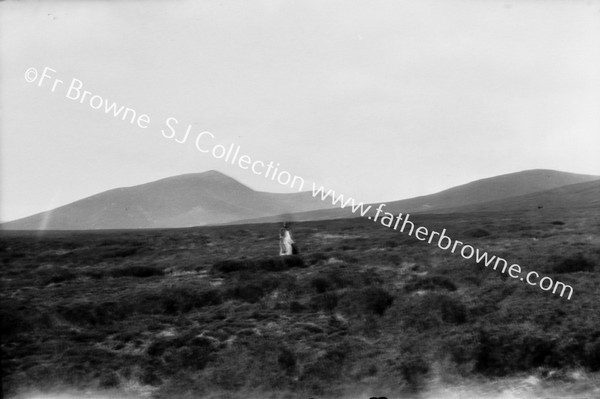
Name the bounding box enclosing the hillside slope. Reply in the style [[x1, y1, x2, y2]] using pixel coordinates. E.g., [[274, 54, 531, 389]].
[[433, 178, 600, 214], [1, 171, 333, 230], [234, 169, 600, 223]]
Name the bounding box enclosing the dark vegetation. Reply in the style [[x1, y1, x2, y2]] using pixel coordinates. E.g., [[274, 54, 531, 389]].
[[212, 255, 306, 273], [1, 207, 599, 398], [552, 254, 595, 274]]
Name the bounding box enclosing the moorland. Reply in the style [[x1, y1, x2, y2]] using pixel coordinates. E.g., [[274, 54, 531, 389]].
[[1, 207, 599, 399]]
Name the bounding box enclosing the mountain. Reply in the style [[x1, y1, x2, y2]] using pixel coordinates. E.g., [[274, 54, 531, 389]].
[[233, 169, 600, 224], [3, 169, 598, 230], [0, 171, 335, 230], [433, 178, 600, 214]]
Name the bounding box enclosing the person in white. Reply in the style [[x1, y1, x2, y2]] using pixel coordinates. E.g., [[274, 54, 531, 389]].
[[279, 222, 294, 256]]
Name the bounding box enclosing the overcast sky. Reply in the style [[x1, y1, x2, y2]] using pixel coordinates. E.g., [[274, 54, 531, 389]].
[[1, 0, 599, 222]]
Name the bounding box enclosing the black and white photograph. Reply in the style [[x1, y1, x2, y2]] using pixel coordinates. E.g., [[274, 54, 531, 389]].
[[1, 1, 600, 398]]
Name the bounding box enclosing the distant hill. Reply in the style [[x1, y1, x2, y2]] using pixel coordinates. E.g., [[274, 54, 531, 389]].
[[433, 178, 600, 214], [0, 171, 335, 230], [3, 169, 598, 230], [235, 170, 600, 224]]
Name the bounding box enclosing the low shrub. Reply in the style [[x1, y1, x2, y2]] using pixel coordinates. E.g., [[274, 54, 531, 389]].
[[437, 294, 468, 324], [277, 348, 297, 374], [289, 301, 305, 313], [212, 259, 253, 273], [552, 254, 594, 273], [281, 255, 306, 269], [463, 228, 491, 238], [337, 287, 394, 317], [62, 243, 144, 264], [61, 286, 223, 323], [475, 326, 556, 376], [253, 258, 288, 272], [109, 265, 164, 278], [310, 292, 338, 312], [311, 276, 332, 293], [308, 252, 328, 265], [392, 293, 467, 330], [41, 267, 77, 285], [384, 252, 402, 265], [384, 240, 399, 248], [98, 371, 120, 388], [324, 267, 377, 289], [441, 330, 480, 366], [60, 301, 127, 326], [139, 368, 162, 386], [225, 273, 285, 303], [0, 300, 33, 337], [584, 337, 600, 371], [228, 282, 265, 303], [300, 343, 349, 383], [404, 275, 457, 293], [212, 256, 306, 274], [399, 352, 429, 392], [147, 335, 215, 372], [363, 287, 394, 316], [161, 287, 222, 313]]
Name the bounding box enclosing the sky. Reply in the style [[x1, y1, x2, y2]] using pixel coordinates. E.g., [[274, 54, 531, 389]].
[[1, 0, 600, 222]]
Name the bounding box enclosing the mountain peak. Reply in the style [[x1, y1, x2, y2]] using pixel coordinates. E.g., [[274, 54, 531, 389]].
[[202, 170, 228, 177], [153, 170, 245, 186]]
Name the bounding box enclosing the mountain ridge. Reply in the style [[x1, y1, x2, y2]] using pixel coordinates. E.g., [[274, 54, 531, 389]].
[[227, 169, 600, 224], [1, 170, 332, 230], [2, 169, 598, 230]]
